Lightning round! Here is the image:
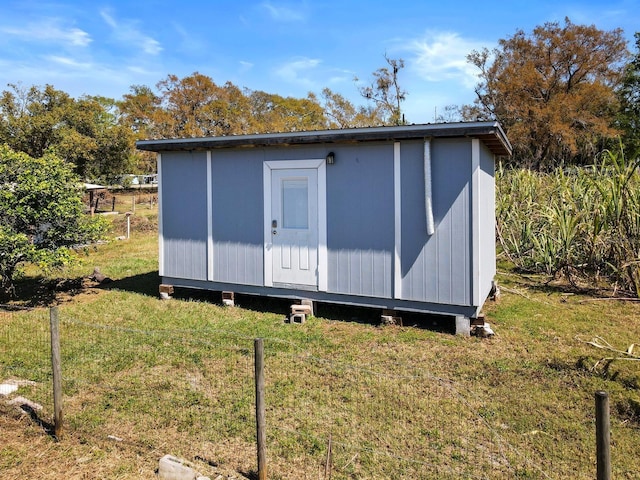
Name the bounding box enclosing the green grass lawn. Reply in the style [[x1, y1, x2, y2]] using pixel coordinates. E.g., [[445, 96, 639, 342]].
[[1, 211, 639, 479]]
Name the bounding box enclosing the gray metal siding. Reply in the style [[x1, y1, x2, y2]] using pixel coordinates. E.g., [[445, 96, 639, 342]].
[[157, 134, 494, 313], [264, 145, 328, 161], [326, 143, 394, 297], [161, 151, 208, 280], [477, 144, 496, 301], [401, 139, 472, 306], [211, 150, 264, 286]]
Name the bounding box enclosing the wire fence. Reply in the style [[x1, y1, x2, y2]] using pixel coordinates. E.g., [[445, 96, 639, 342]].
[[0, 306, 53, 417], [0, 305, 614, 479]]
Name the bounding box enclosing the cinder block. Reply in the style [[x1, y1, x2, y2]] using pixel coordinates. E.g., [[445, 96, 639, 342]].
[[380, 315, 395, 325], [290, 313, 306, 324], [159, 284, 174, 300], [158, 455, 196, 480], [222, 291, 235, 307], [381, 309, 402, 326], [291, 304, 312, 315], [455, 315, 471, 336], [300, 299, 315, 316]]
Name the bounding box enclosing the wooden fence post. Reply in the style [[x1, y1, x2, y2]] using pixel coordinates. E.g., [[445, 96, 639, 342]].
[[595, 391, 611, 480], [254, 338, 266, 480], [50, 307, 63, 439]]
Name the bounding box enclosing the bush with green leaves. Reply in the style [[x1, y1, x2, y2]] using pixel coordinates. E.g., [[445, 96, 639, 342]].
[[0, 144, 107, 296], [496, 147, 640, 296]]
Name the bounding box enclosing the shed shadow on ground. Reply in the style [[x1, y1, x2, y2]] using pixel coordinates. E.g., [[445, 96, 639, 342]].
[[99, 276, 456, 334], [170, 288, 456, 334], [4, 272, 457, 334], [100, 271, 160, 297], [317, 302, 456, 334], [1, 271, 162, 307]]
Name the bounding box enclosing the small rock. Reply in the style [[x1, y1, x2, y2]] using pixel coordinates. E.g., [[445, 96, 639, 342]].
[[0, 384, 18, 396], [7, 396, 43, 411], [89, 267, 112, 284]]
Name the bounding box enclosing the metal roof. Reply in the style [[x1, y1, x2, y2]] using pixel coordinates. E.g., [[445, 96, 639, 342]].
[[136, 121, 512, 157]]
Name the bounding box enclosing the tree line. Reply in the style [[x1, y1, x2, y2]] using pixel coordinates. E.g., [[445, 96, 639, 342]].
[[0, 18, 636, 180]]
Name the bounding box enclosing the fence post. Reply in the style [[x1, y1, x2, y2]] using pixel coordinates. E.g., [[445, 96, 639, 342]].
[[50, 307, 63, 439], [254, 338, 267, 480], [595, 391, 611, 480]]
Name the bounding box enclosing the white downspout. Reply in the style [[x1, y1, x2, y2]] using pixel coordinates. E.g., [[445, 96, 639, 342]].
[[424, 139, 435, 235]]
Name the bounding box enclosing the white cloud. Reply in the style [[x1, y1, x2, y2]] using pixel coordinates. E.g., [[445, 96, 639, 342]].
[[274, 57, 321, 87], [275, 58, 322, 88], [100, 8, 162, 56], [171, 22, 206, 54], [1, 19, 91, 47], [408, 31, 485, 88], [126, 65, 155, 75], [239, 60, 254, 73], [261, 1, 306, 22], [326, 68, 355, 86], [46, 55, 93, 69]]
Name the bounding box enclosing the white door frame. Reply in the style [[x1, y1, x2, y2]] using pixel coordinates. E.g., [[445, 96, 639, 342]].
[[263, 159, 327, 291]]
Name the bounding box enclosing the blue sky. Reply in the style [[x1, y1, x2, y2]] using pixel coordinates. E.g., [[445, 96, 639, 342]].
[[0, 0, 638, 124]]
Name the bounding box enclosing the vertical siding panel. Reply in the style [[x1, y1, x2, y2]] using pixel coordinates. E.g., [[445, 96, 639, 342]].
[[161, 152, 208, 281], [401, 139, 473, 307], [437, 209, 453, 304], [326, 143, 394, 298], [478, 145, 496, 303], [211, 150, 264, 286], [448, 187, 469, 305], [349, 252, 359, 294]]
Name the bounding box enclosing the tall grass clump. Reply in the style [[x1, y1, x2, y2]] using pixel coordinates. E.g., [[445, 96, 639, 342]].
[[496, 147, 640, 296]]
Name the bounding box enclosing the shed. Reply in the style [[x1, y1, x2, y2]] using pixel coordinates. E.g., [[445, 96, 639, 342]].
[[84, 183, 108, 215], [136, 122, 511, 334]]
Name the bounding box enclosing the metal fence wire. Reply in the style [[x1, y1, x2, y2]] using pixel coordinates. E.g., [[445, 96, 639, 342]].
[[0, 307, 53, 417], [0, 307, 607, 479], [261, 339, 539, 480]]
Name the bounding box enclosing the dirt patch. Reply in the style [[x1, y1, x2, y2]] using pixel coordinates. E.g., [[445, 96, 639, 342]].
[[1, 400, 252, 479]]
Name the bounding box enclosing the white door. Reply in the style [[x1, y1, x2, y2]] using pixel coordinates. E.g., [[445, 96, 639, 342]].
[[270, 168, 318, 287]]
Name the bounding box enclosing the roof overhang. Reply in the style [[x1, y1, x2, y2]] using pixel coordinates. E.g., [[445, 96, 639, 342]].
[[136, 121, 512, 157]]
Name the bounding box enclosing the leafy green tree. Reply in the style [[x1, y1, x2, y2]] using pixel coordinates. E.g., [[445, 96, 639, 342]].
[[154, 72, 246, 138], [0, 84, 134, 181], [321, 88, 383, 128], [118, 85, 164, 174], [119, 85, 162, 137], [466, 18, 628, 169], [356, 54, 407, 125], [0, 84, 73, 158], [616, 32, 640, 158], [247, 90, 326, 132], [0, 145, 107, 297]]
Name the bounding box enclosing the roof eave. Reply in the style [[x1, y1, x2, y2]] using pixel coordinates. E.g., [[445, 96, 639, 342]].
[[136, 122, 512, 157]]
